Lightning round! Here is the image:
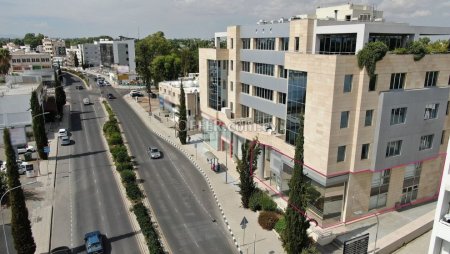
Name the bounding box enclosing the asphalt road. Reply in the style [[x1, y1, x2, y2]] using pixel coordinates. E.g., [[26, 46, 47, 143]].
[[104, 87, 237, 254], [50, 74, 140, 253]]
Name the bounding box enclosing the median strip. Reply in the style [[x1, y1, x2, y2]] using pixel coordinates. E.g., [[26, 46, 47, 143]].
[[102, 101, 165, 254]]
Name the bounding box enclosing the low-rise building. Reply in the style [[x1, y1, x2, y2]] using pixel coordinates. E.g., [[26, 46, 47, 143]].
[[65, 46, 81, 67], [158, 74, 200, 130], [42, 37, 66, 57], [10, 51, 52, 73]]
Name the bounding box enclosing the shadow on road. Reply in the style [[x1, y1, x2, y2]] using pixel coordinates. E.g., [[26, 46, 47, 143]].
[[56, 150, 107, 161], [23, 189, 44, 201]]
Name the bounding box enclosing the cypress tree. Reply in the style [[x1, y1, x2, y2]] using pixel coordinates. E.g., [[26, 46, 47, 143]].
[[283, 115, 312, 253], [237, 139, 261, 208], [178, 81, 187, 144], [55, 74, 66, 117], [74, 53, 79, 68], [30, 91, 48, 159], [3, 129, 36, 254]]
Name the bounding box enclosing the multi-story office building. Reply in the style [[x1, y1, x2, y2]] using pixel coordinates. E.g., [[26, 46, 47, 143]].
[[96, 39, 136, 73], [9, 51, 52, 73], [98, 39, 114, 68], [199, 3, 450, 227], [429, 139, 450, 253], [79, 43, 101, 67], [158, 73, 200, 129]]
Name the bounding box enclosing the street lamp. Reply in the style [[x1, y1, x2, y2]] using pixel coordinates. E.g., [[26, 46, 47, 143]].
[[1, 181, 38, 254], [373, 213, 380, 254]]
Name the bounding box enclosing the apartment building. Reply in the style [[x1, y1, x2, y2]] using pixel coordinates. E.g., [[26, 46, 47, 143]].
[[42, 37, 66, 57], [96, 39, 136, 73], [158, 74, 200, 129], [429, 139, 450, 253], [10, 51, 52, 73], [79, 43, 101, 67], [65, 46, 82, 67], [199, 3, 450, 228]]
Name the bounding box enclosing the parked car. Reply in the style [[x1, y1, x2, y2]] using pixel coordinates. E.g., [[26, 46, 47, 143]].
[[130, 90, 144, 97], [58, 128, 68, 137], [50, 246, 71, 254], [18, 162, 33, 174], [147, 147, 161, 159], [107, 93, 115, 99], [17, 144, 36, 154], [83, 98, 90, 105], [104, 81, 110, 86], [84, 231, 104, 254], [60, 136, 71, 146], [75, 85, 83, 90]]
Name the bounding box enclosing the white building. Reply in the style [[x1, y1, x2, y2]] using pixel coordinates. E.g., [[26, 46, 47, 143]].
[[79, 43, 101, 67], [65, 46, 82, 67], [42, 37, 66, 57], [429, 140, 450, 253]]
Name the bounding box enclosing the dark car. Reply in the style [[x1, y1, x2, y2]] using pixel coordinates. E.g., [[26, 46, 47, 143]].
[[107, 93, 115, 99], [50, 246, 71, 253], [75, 85, 83, 90]]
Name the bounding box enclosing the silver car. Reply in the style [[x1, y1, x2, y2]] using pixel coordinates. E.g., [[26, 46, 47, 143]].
[[147, 147, 161, 159], [60, 136, 71, 146]]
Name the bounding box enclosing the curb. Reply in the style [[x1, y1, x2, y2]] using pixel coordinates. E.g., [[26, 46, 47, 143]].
[[125, 96, 243, 254]]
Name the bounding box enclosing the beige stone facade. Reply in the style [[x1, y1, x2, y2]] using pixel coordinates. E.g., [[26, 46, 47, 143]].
[[199, 8, 450, 227]]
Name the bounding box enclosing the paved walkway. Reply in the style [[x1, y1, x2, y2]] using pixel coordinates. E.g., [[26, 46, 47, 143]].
[[124, 95, 285, 254]]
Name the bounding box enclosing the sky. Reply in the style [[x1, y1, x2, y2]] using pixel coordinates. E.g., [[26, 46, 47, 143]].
[[0, 0, 450, 39]]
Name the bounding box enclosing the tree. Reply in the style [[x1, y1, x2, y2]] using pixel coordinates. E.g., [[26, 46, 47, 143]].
[[0, 48, 11, 75], [3, 129, 36, 254], [74, 53, 79, 67], [283, 115, 312, 253], [23, 33, 44, 49], [178, 82, 187, 144], [236, 139, 261, 208], [0, 172, 7, 205], [30, 91, 48, 159], [55, 78, 66, 117], [151, 53, 181, 85], [135, 31, 173, 91]]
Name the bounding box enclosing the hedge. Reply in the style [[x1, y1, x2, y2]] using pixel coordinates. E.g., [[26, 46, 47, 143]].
[[249, 189, 278, 212], [125, 183, 144, 202], [111, 145, 130, 163], [116, 162, 134, 171], [120, 170, 136, 185], [107, 132, 123, 146], [133, 203, 164, 254]]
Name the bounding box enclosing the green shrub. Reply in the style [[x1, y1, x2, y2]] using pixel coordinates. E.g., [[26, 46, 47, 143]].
[[103, 121, 120, 135], [111, 145, 130, 163], [258, 211, 280, 231], [125, 183, 144, 201], [116, 162, 134, 171], [274, 216, 286, 235], [357, 41, 388, 78], [132, 203, 164, 254], [107, 132, 123, 146], [392, 47, 408, 54], [249, 190, 278, 212], [120, 170, 136, 184]]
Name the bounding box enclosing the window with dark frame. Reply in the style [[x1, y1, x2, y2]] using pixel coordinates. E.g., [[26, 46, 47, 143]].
[[365, 110, 374, 126], [340, 111, 349, 128], [390, 73, 406, 90], [337, 145, 346, 162], [241, 61, 250, 72], [419, 134, 434, 150], [295, 37, 300, 51], [361, 143, 370, 160], [343, 74, 353, 93], [424, 103, 439, 120], [386, 140, 402, 157], [390, 107, 407, 125], [424, 71, 438, 87], [441, 130, 446, 145], [369, 75, 377, 91]]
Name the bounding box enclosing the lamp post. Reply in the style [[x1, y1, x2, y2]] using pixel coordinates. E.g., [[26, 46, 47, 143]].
[[1, 181, 38, 254], [373, 213, 380, 254]]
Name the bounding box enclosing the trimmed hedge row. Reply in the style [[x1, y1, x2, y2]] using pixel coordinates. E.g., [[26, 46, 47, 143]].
[[102, 101, 164, 253], [249, 189, 278, 212]]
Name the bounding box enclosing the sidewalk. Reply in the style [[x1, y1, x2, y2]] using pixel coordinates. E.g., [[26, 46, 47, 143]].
[[124, 95, 285, 254]]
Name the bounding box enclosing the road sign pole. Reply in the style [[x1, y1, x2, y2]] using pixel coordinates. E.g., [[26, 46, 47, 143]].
[[243, 226, 246, 245]]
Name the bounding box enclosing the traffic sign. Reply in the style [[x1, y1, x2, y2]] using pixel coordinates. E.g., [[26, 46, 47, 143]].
[[43, 146, 50, 154], [240, 216, 248, 229]]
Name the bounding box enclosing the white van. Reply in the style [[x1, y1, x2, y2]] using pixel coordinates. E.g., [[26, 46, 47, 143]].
[[83, 98, 90, 105]]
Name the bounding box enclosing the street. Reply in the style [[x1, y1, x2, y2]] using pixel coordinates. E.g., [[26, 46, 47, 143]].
[[104, 87, 238, 254], [50, 74, 140, 253]]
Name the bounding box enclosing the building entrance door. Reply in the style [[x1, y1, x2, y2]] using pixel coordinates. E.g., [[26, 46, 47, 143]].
[[400, 185, 418, 205]]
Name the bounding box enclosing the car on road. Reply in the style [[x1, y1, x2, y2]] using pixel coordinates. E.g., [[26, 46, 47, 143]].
[[58, 128, 68, 137], [130, 90, 144, 97], [84, 231, 104, 254], [107, 93, 115, 99], [83, 98, 90, 105], [147, 147, 161, 159], [104, 80, 110, 86], [75, 85, 83, 90], [18, 162, 32, 174], [17, 144, 36, 154], [60, 136, 71, 146]]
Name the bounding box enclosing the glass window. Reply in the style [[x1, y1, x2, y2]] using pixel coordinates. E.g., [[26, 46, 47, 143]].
[[390, 107, 407, 125], [254, 86, 273, 100], [424, 71, 439, 87], [277, 118, 285, 134], [419, 134, 434, 150], [279, 66, 288, 79], [242, 38, 250, 49], [361, 143, 370, 160], [295, 37, 300, 51], [369, 169, 391, 210], [230, 38, 234, 49], [340, 111, 349, 128], [254, 109, 272, 124], [369, 75, 377, 91], [280, 38, 289, 51], [447, 101, 449, 115], [318, 33, 357, 54], [254, 63, 274, 76], [390, 73, 406, 90], [230, 60, 233, 71], [278, 92, 286, 104], [365, 110, 374, 126], [441, 131, 446, 145], [337, 146, 346, 162], [230, 81, 233, 91], [424, 103, 439, 120], [255, 38, 275, 50], [241, 83, 250, 94], [343, 75, 353, 93], [386, 140, 402, 157], [241, 105, 249, 117], [286, 70, 307, 145], [242, 61, 250, 72]]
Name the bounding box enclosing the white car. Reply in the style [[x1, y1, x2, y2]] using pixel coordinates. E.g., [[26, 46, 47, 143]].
[[83, 98, 90, 105], [60, 136, 71, 146], [17, 144, 36, 154], [58, 128, 68, 137]]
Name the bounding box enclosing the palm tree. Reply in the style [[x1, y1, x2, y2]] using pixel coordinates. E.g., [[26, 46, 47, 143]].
[[0, 48, 11, 75]]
